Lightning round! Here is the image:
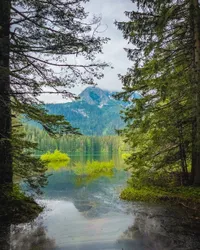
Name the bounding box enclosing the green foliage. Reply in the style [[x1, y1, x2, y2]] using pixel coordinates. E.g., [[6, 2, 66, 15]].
[[120, 186, 167, 202], [12, 118, 47, 193], [41, 150, 70, 162], [121, 153, 131, 161], [10, 1, 108, 135], [120, 164, 200, 209], [115, 0, 199, 186], [0, 0, 109, 210], [24, 124, 125, 154], [73, 160, 114, 176], [120, 185, 200, 209]]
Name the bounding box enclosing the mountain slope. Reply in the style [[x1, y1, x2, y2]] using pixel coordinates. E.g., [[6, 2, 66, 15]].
[[45, 87, 126, 136]]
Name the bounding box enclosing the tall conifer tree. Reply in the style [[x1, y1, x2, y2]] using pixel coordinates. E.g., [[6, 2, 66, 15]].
[[0, 0, 108, 189], [116, 0, 200, 185]]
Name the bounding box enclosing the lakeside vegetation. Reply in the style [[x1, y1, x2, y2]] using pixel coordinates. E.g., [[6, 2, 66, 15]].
[[121, 185, 200, 207], [40, 150, 70, 171], [120, 171, 200, 210], [73, 160, 114, 176], [41, 150, 70, 163], [24, 125, 200, 209], [40, 147, 116, 182]]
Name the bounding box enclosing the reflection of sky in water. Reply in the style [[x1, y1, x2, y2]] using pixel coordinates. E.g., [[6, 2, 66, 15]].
[[37, 168, 137, 249], [42, 199, 134, 248]]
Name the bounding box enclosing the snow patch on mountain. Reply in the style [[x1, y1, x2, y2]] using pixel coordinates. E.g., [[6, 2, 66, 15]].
[[72, 109, 88, 118]]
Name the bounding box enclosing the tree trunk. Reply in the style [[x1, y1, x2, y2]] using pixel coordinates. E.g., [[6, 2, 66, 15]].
[[191, 119, 196, 184], [191, 0, 200, 185], [0, 0, 12, 189]]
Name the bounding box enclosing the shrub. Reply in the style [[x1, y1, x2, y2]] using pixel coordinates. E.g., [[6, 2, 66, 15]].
[[40, 150, 70, 163]]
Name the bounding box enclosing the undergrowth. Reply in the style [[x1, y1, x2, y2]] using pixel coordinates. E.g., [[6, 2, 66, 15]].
[[121, 170, 200, 210]]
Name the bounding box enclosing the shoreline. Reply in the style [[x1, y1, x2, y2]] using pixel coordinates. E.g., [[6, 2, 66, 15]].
[[120, 185, 200, 213]]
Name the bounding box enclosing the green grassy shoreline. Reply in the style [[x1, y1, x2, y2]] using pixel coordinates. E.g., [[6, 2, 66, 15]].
[[120, 185, 200, 211]]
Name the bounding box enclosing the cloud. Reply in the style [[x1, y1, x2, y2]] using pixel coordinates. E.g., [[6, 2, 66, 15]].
[[39, 0, 136, 103]]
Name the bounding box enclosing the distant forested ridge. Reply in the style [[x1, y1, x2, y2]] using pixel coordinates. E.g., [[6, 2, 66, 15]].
[[43, 87, 138, 136], [24, 125, 125, 155]]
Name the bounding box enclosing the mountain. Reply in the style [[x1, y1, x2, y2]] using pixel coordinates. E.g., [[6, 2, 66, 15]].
[[79, 87, 112, 106], [45, 87, 126, 136]]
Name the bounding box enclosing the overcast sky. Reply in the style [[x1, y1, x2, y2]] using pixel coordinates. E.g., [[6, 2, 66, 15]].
[[40, 0, 136, 103]]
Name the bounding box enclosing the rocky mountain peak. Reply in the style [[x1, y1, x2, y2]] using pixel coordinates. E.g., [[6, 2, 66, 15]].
[[79, 87, 112, 105]]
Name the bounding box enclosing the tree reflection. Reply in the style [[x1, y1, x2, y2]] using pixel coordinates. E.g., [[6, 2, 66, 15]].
[[74, 172, 113, 186], [47, 160, 70, 171], [0, 221, 56, 250], [11, 222, 56, 250], [0, 222, 10, 250], [118, 206, 200, 250]]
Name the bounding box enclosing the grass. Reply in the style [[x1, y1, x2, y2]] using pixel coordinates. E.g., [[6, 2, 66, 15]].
[[120, 183, 200, 210]]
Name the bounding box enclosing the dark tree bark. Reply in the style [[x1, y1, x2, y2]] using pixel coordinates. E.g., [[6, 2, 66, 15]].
[[0, 0, 12, 188], [191, 119, 196, 184], [191, 0, 200, 185]]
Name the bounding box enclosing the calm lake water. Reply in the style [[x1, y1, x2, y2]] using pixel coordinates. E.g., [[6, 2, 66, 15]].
[[1, 153, 200, 250]]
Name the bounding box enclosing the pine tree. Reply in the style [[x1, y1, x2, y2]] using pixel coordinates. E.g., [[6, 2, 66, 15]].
[[116, 0, 200, 185], [0, 0, 108, 189], [12, 119, 47, 193]]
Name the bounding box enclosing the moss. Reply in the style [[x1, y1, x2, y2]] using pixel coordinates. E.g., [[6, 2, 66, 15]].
[[0, 185, 43, 224], [120, 186, 167, 202]]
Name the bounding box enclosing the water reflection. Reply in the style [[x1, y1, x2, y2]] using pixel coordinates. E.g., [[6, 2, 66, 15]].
[[11, 223, 56, 250], [3, 202, 199, 250], [0, 221, 55, 250], [119, 205, 200, 250], [0, 222, 10, 250], [0, 153, 200, 250]]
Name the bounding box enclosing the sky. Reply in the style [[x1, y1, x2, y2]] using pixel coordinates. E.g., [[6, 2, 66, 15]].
[[39, 0, 136, 103]]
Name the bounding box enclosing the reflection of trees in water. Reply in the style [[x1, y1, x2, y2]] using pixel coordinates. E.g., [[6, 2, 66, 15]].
[[43, 170, 127, 218], [74, 172, 113, 187], [118, 206, 200, 250], [0, 221, 56, 250], [11, 224, 56, 250], [0, 222, 10, 250]]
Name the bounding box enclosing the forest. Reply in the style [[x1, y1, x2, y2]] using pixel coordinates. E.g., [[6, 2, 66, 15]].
[[25, 125, 124, 155]]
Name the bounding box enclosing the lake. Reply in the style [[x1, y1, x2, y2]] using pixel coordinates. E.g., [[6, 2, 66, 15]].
[[0, 153, 200, 250]]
